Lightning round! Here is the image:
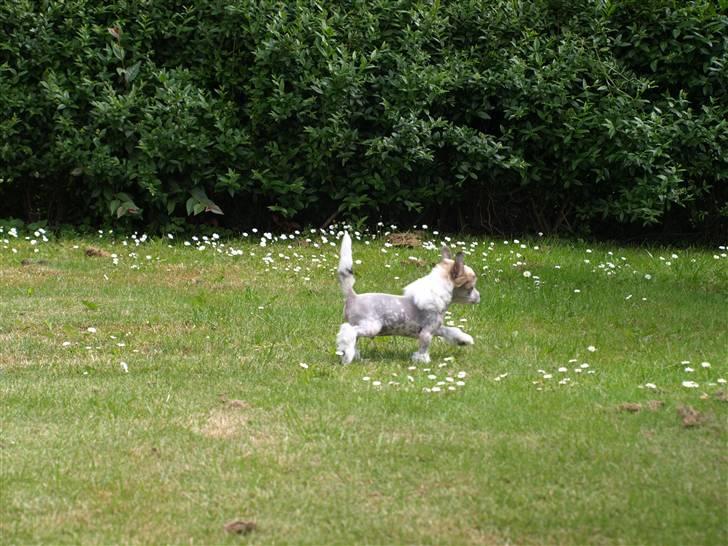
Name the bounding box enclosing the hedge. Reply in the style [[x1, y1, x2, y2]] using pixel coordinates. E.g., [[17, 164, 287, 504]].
[[1, 0, 726, 236]]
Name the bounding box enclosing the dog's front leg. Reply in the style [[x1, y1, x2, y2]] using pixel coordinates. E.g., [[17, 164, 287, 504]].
[[412, 330, 433, 363], [435, 326, 474, 346]]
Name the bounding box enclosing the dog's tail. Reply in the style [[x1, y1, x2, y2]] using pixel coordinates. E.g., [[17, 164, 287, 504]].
[[338, 232, 356, 298]]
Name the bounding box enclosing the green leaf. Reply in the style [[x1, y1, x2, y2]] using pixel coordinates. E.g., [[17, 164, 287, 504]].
[[111, 43, 125, 61], [205, 203, 224, 215], [81, 300, 98, 311], [188, 187, 224, 216], [125, 61, 141, 83]]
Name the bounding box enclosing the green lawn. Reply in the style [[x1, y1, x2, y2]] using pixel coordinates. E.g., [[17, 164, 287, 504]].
[[1, 226, 726, 545]]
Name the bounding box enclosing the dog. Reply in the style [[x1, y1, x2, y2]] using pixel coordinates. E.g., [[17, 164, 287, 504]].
[[336, 232, 480, 364]]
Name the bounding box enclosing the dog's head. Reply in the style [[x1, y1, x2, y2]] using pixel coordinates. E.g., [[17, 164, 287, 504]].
[[441, 246, 480, 304]]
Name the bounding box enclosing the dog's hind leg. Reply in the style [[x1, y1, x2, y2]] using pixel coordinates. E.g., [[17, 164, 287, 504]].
[[435, 326, 474, 346], [337, 321, 382, 364], [336, 323, 358, 364]]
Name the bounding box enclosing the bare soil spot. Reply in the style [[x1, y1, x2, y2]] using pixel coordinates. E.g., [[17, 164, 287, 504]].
[[193, 401, 282, 454], [224, 520, 256, 535], [218, 394, 251, 410], [400, 258, 428, 268], [198, 408, 250, 439], [21, 258, 49, 266], [617, 400, 663, 413], [388, 231, 424, 247], [85, 246, 110, 257], [677, 405, 705, 428]]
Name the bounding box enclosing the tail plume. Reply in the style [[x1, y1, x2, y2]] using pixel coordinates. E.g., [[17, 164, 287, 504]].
[[338, 232, 355, 297]]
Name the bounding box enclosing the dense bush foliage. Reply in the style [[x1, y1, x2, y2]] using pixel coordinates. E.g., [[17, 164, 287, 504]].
[[1, 0, 726, 236]]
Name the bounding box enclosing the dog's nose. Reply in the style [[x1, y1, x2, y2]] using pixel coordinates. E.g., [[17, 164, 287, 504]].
[[472, 290, 481, 303]]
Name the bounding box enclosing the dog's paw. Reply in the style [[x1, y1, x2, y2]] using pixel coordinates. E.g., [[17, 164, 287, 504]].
[[458, 333, 474, 346], [411, 352, 431, 364], [337, 350, 355, 365]]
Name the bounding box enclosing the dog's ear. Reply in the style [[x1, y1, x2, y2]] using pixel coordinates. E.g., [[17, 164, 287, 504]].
[[441, 245, 452, 260], [450, 252, 464, 280]]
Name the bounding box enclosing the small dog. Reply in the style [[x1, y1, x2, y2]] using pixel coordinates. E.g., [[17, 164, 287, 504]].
[[336, 232, 480, 364]]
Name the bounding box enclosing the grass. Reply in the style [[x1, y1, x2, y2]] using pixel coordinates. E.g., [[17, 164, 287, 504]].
[[1, 226, 726, 546]]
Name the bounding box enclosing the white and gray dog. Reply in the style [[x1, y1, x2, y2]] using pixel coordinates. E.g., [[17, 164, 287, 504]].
[[336, 232, 480, 364]]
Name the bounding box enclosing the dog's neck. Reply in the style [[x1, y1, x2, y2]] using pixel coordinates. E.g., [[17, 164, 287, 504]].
[[403, 264, 454, 315]]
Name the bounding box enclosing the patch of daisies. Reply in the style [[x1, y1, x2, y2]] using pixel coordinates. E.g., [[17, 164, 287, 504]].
[[531, 345, 599, 390], [60, 325, 138, 375], [0, 225, 51, 254], [639, 359, 726, 392], [352, 356, 468, 394]]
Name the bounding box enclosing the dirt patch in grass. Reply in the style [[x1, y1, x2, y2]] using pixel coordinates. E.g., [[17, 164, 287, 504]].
[[21, 258, 49, 266], [677, 405, 706, 428], [400, 258, 428, 268], [85, 246, 111, 257], [191, 401, 288, 458], [224, 520, 257, 535], [197, 407, 251, 439], [223, 398, 251, 409], [0, 266, 62, 283], [388, 232, 424, 247], [617, 400, 664, 413]]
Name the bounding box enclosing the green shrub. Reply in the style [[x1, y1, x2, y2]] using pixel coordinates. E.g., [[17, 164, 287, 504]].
[[0, 0, 725, 236]]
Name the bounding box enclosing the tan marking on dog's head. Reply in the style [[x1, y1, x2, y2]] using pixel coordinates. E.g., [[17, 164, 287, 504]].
[[455, 265, 477, 288], [438, 252, 477, 288]]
